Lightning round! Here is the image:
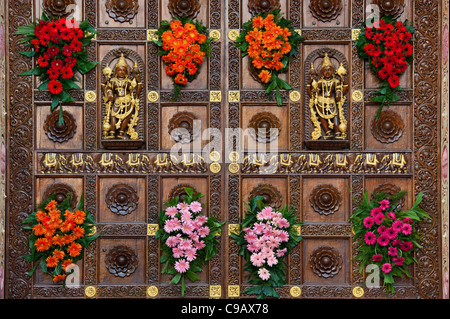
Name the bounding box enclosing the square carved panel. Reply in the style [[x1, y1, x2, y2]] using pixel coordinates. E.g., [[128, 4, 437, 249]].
[[36, 177, 83, 210], [364, 177, 414, 209], [303, 0, 349, 28], [99, 0, 146, 28], [241, 177, 288, 215], [161, 176, 209, 206]]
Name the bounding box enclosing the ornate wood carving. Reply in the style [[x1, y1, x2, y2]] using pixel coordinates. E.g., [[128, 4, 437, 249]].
[[168, 184, 198, 202], [248, 183, 283, 209], [168, 111, 200, 144], [43, 0, 75, 18], [310, 246, 343, 278], [105, 245, 139, 277], [372, 183, 405, 210], [105, 183, 139, 216], [373, 0, 405, 19], [371, 110, 405, 144], [105, 0, 139, 23], [42, 183, 78, 209], [248, 112, 281, 144], [43, 110, 77, 143], [309, 184, 342, 216], [247, 0, 281, 16], [309, 0, 343, 23], [168, 0, 201, 20]]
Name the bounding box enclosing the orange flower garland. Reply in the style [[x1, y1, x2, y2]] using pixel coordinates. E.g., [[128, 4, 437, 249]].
[[22, 194, 98, 286], [154, 17, 212, 100], [235, 10, 304, 105]]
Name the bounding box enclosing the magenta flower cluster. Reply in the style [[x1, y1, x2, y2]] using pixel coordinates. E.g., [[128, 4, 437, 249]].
[[242, 206, 291, 281], [362, 199, 414, 273], [163, 201, 210, 274]]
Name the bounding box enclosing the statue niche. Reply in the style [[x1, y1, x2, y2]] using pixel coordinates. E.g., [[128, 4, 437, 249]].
[[305, 49, 349, 150], [101, 49, 144, 149]]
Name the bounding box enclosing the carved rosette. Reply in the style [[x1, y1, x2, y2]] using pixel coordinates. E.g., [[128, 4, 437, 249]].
[[43, 183, 78, 210], [309, 184, 342, 216], [373, 0, 405, 19], [168, 184, 199, 202], [168, 111, 200, 144], [248, 184, 283, 209], [43, 0, 75, 18], [372, 183, 405, 210], [168, 0, 201, 20], [248, 0, 281, 16], [105, 0, 139, 23], [371, 110, 405, 144], [310, 246, 343, 278], [105, 245, 139, 277], [43, 110, 77, 143], [309, 0, 343, 22], [248, 112, 281, 144], [105, 183, 139, 216]]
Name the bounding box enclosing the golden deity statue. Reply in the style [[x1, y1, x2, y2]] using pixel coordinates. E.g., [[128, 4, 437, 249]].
[[102, 54, 142, 140], [307, 53, 348, 140]]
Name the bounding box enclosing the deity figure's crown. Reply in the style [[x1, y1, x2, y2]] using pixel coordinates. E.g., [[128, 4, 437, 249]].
[[115, 53, 129, 69], [321, 53, 334, 69]]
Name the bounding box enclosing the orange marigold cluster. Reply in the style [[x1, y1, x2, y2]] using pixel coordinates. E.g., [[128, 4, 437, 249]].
[[33, 200, 86, 282], [245, 14, 292, 83], [161, 20, 207, 85]]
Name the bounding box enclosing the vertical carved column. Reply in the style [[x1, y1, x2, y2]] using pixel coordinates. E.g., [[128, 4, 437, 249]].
[[289, 176, 302, 286], [148, 175, 159, 285], [85, 175, 97, 285]]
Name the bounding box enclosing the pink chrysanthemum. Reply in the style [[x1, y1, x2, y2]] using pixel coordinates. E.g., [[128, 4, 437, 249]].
[[267, 255, 278, 267], [174, 259, 190, 273], [372, 254, 383, 262], [364, 231, 377, 245], [250, 253, 265, 267], [374, 213, 385, 225], [381, 263, 392, 274], [190, 201, 202, 213], [377, 235, 390, 247], [363, 216, 375, 228], [165, 206, 178, 217], [258, 268, 271, 281], [388, 246, 398, 257], [276, 248, 287, 258], [386, 227, 399, 240], [393, 257, 405, 266], [379, 199, 390, 211], [198, 226, 210, 238], [401, 223, 412, 235]]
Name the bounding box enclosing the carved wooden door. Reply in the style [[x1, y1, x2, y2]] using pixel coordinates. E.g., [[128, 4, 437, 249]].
[[5, 0, 442, 299]]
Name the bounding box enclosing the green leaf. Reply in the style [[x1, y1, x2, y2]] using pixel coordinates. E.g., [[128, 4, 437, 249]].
[[18, 51, 37, 57], [77, 61, 98, 74], [186, 270, 200, 282], [19, 67, 44, 76], [170, 273, 181, 284]]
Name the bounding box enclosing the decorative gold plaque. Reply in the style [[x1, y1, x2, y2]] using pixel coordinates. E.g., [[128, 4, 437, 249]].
[[228, 30, 239, 41], [352, 90, 363, 102], [352, 29, 361, 41], [290, 286, 302, 298], [210, 285, 222, 298], [209, 151, 221, 162], [147, 224, 159, 236], [210, 91, 222, 102], [148, 91, 159, 103], [85, 286, 97, 298], [228, 285, 240, 298], [292, 224, 301, 236], [228, 151, 240, 162], [147, 29, 158, 41], [229, 91, 240, 103], [210, 162, 221, 174], [289, 90, 301, 102], [228, 224, 241, 236], [147, 286, 159, 298], [88, 226, 97, 236], [85, 91, 97, 102], [210, 30, 221, 41], [228, 163, 240, 174], [295, 29, 302, 36], [353, 286, 364, 298]]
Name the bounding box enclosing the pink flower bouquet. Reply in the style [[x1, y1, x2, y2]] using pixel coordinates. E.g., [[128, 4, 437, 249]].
[[350, 190, 430, 295], [231, 196, 301, 298], [156, 187, 224, 297]]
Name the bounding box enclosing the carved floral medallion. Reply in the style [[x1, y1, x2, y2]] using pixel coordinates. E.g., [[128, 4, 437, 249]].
[[309, 0, 343, 23], [105, 183, 139, 216], [43, 183, 78, 209], [168, 111, 200, 144], [372, 183, 405, 210], [373, 0, 405, 19], [248, 112, 281, 144], [310, 245, 343, 278], [248, 0, 281, 16], [168, 0, 201, 20], [248, 184, 283, 209], [105, 0, 139, 23], [309, 184, 342, 216], [168, 184, 199, 202], [43, 0, 75, 18], [43, 110, 77, 143], [371, 110, 404, 144], [105, 245, 139, 277]]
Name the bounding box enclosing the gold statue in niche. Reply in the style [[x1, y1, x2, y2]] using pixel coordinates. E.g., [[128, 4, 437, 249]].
[[102, 54, 142, 140], [307, 53, 348, 140]]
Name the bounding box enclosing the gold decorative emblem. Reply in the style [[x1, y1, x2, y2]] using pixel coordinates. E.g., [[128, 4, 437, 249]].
[[228, 162, 240, 174], [148, 91, 159, 103], [228, 224, 241, 236], [228, 30, 239, 41], [88, 226, 97, 236], [210, 162, 221, 174], [352, 90, 363, 102], [289, 90, 301, 102], [147, 29, 158, 41], [353, 286, 364, 298], [210, 285, 221, 298], [352, 29, 361, 41], [229, 91, 240, 103], [228, 151, 240, 162], [209, 151, 221, 162], [147, 286, 159, 298], [295, 29, 302, 36], [147, 224, 159, 236], [85, 286, 97, 298], [292, 224, 301, 236], [290, 286, 302, 298], [228, 285, 240, 298], [85, 91, 97, 102], [210, 91, 222, 102], [210, 30, 221, 41]]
